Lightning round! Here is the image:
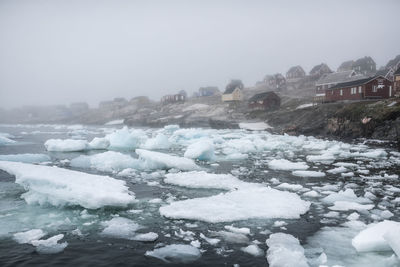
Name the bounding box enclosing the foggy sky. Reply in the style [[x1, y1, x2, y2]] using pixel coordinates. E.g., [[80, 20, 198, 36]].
[[0, 0, 399, 109]]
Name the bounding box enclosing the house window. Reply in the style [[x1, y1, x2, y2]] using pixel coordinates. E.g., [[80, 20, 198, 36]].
[[372, 85, 377, 92], [351, 87, 356, 94], [359, 86, 362, 93], [340, 89, 343, 96]]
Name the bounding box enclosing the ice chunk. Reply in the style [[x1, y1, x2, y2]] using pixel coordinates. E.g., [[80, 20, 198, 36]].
[[303, 190, 319, 197], [329, 201, 374, 211], [13, 229, 46, 244], [209, 230, 249, 244], [0, 161, 135, 209], [184, 139, 215, 161], [241, 244, 264, 256], [292, 170, 325, 177], [352, 220, 400, 252], [0, 153, 51, 163], [136, 149, 198, 171], [268, 159, 309, 171], [224, 225, 251, 235], [133, 232, 159, 242], [31, 234, 68, 254], [327, 166, 348, 174], [141, 134, 171, 150], [160, 187, 310, 223], [88, 137, 110, 150], [266, 233, 309, 267], [383, 226, 400, 258], [71, 151, 140, 172], [199, 233, 220, 245], [322, 189, 371, 204], [101, 217, 141, 239], [276, 183, 303, 192], [164, 171, 251, 191], [145, 244, 201, 263], [44, 139, 88, 152], [106, 127, 147, 150]]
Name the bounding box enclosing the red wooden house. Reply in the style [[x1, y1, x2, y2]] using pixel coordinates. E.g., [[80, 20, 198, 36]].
[[325, 76, 394, 102], [248, 91, 281, 111]]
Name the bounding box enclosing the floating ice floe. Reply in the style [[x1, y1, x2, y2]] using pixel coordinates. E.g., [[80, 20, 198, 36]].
[[160, 187, 310, 223], [145, 244, 201, 263], [352, 220, 400, 253], [31, 234, 68, 254], [329, 201, 374, 211], [44, 139, 88, 152], [136, 149, 198, 171], [184, 139, 215, 161], [88, 137, 110, 150], [292, 170, 325, 178], [101, 217, 142, 239], [104, 119, 124, 125], [0, 153, 51, 163], [106, 127, 147, 150], [266, 233, 309, 267], [141, 134, 171, 150], [164, 171, 251, 191], [268, 159, 309, 171], [241, 244, 264, 257], [13, 229, 46, 244], [71, 151, 140, 172], [0, 161, 136, 209]]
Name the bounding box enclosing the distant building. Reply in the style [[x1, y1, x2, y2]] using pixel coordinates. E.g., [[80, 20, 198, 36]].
[[248, 91, 281, 111], [178, 90, 187, 98], [222, 80, 243, 102], [352, 56, 376, 76], [263, 73, 286, 90], [337, 60, 355, 72], [309, 63, 332, 79], [198, 86, 220, 97], [286, 66, 306, 81], [314, 70, 364, 102], [99, 100, 114, 109], [394, 68, 400, 97], [385, 55, 400, 70], [161, 94, 186, 104], [325, 76, 394, 102]]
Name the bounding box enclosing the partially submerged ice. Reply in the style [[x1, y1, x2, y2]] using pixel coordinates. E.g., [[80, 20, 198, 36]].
[[0, 161, 135, 209], [160, 187, 310, 223], [184, 139, 215, 161], [136, 149, 198, 171], [145, 244, 201, 263], [0, 153, 51, 163]]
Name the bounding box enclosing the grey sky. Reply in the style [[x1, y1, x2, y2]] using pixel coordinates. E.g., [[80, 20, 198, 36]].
[[0, 0, 399, 109]]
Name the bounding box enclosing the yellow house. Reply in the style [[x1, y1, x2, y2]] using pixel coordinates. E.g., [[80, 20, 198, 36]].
[[222, 79, 244, 102], [222, 87, 243, 102]]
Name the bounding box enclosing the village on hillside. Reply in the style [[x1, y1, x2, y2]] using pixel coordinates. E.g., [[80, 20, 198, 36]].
[[1, 55, 400, 134]]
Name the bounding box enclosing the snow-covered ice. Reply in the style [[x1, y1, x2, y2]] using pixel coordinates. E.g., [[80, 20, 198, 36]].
[[268, 159, 309, 171], [266, 233, 309, 267], [184, 139, 215, 161], [31, 234, 68, 254], [0, 153, 51, 163], [136, 149, 198, 171], [71, 151, 140, 172], [160, 187, 310, 223], [292, 170, 325, 177], [44, 139, 88, 152], [0, 161, 135, 209], [13, 229, 46, 244]]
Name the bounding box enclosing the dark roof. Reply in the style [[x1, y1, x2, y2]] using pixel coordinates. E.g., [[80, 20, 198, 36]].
[[224, 80, 243, 94], [248, 91, 279, 102], [329, 76, 385, 90], [224, 87, 236, 94], [395, 67, 400, 75], [316, 70, 364, 85]]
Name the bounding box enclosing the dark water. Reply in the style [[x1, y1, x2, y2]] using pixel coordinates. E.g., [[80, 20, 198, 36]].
[[0, 124, 399, 267]]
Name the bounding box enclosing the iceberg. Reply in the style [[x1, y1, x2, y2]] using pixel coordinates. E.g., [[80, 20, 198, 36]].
[[136, 149, 198, 171], [71, 151, 141, 172], [184, 139, 215, 161], [160, 187, 310, 223], [352, 220, 400, 253], [88, 137, 110, 150], [44, 139, 88, 152], [141, 134, 171, 150], [145, 244, 201, 263], [106, 127, 147, 150], [266, 233, 309, 267], [0, 161, 136, 209]]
